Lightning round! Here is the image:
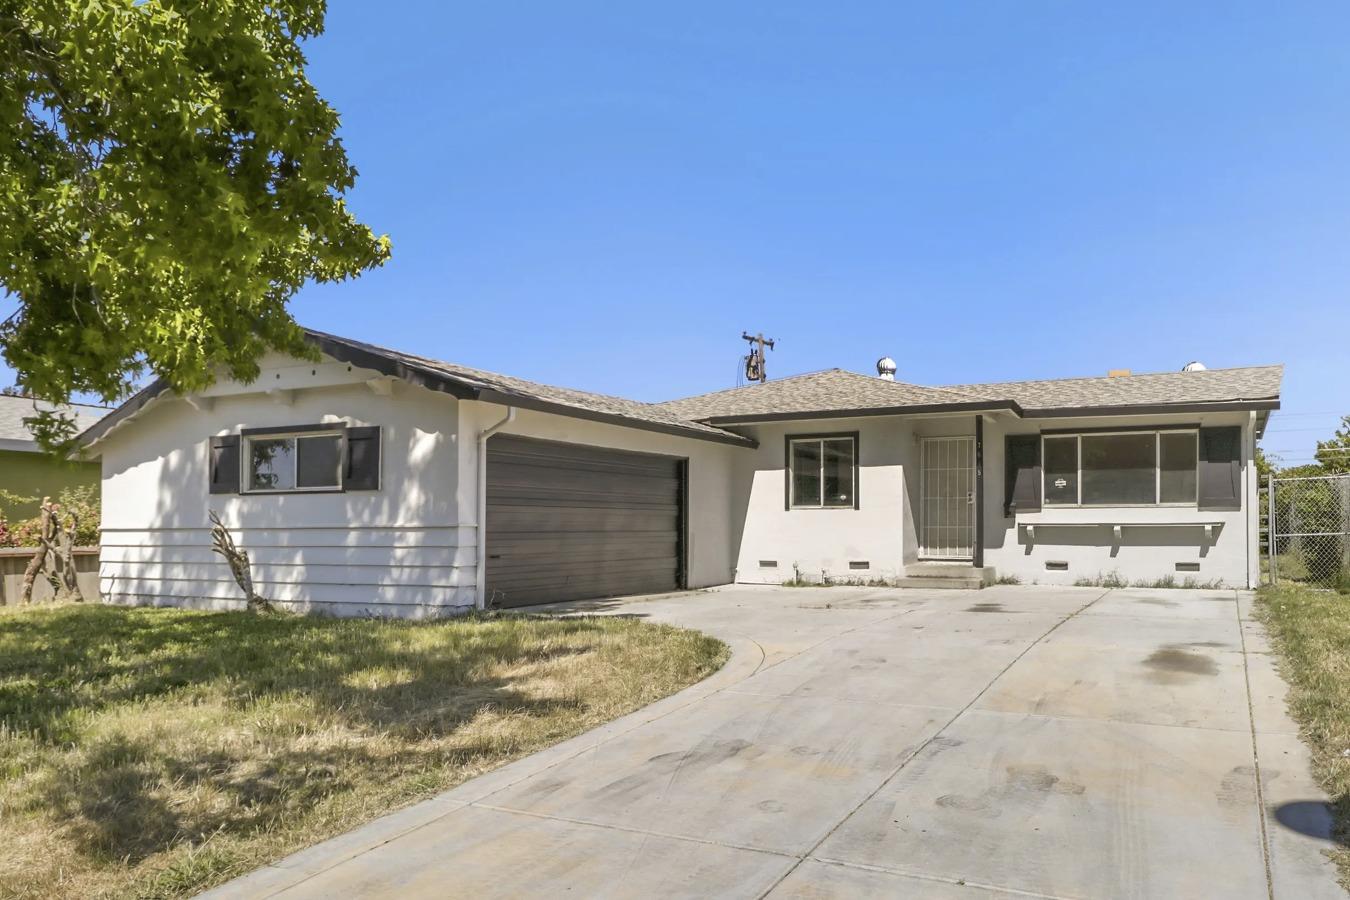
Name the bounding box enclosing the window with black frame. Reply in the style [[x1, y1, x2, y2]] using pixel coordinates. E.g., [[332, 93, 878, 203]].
[[1043, 430, 1199, 506], [245, 431, 344, 492], [788, 434, 857, 508]]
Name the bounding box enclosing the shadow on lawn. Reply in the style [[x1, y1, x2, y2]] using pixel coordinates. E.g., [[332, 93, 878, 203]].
[[1, 606, 601, 737], [2, 606, 613, 865]]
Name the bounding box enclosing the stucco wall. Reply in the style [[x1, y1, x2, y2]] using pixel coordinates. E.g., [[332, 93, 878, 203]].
[[728, 409, 1258, 590], [730, 416, 915, 583], [982, 411, 1258, 588], [97, 353, 467, 617]]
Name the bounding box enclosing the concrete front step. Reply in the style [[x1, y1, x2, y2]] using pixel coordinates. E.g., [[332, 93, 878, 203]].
[[897, 563, 996, 590], [893, 575, 986, 590]]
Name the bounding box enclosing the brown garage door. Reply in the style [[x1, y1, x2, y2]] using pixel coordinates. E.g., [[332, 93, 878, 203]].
[[485, 435, 685, 608]]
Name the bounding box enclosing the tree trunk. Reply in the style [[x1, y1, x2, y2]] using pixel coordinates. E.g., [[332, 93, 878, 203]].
[[20, 501, 53, 605], [209, 510, 273, 613]]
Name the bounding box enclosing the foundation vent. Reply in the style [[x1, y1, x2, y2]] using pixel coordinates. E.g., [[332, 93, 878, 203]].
[[1045, 560, 1069, 571], [758, 560, 778, 569], [1175, 562, 1201, 572], [849, 561, 870, 570]]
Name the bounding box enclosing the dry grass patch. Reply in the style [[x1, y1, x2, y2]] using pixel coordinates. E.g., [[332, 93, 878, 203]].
[[0, 603, 726, 899], [1255, 584, 1350, 888]]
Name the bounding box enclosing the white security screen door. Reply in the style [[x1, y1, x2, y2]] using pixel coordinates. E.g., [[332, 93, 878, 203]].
[[920, 436, 976, 560]]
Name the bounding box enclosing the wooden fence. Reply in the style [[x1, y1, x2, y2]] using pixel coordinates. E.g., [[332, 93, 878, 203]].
[[0, 547, 100, 605]]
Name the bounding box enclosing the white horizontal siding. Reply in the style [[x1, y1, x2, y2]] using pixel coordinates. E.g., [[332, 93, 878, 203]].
[[100, 578, 465, 605], [99, 525, 476, 549], [98, 525, 474, 615], [99, 561, 469, 587], [100, 542, 474, 569], [104, 591, 473, 619], [94, 372, 471, 617]]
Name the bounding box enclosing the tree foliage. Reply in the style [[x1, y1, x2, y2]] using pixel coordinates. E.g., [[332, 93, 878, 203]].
[[1313, 415, 1350, 475], [0, 0, 390, 450]]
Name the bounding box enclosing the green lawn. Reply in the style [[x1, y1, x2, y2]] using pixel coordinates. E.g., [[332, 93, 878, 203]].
[[1255, 584, 1350, 889], [0, 603, 726, 899]]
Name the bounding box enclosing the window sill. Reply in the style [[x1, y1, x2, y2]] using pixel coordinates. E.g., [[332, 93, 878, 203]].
[[1042, 503, 1198, 510], [1022, 521, 1223, 543], [242, 487, 346, 495]]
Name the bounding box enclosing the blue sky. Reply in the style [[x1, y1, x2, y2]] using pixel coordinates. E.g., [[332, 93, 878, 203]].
[[15, 3, 1350, 462]]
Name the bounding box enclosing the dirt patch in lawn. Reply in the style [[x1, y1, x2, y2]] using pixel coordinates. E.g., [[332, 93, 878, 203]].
[[0, 603, 726, 899]]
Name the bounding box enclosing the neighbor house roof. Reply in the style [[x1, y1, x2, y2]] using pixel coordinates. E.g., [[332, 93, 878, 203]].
[[78, 330, 757, 449], [0, 395, 109, 452], [656, 364, 1283, 424]]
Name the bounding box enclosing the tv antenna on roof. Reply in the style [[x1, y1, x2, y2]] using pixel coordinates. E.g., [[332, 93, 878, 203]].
[[741, 331, 775, 384]]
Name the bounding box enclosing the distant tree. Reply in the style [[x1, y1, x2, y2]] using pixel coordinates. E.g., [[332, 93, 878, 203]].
[[1255, 446, 1280, 484], [1313, 415, 1350, 475], [1, 0, 390, 453]]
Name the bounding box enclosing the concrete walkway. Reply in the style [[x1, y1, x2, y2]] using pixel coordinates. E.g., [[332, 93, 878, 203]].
[[204, 585, 1344, 899]]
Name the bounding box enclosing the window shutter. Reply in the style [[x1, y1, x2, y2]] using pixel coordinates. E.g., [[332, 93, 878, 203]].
[[208, 435, 240, 494], [345, 426, 381, 490], [1198, 426, 1242, 510], [1004, 434, 1041, 516]]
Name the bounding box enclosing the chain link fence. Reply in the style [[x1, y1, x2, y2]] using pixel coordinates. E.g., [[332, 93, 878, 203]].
[[1267, 473, 1350, 588]]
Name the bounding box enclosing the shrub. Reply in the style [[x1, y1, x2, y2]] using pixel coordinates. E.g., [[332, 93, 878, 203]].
[[0, 485, 100, 548]]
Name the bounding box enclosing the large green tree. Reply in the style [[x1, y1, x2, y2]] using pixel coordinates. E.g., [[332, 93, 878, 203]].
[[1, 0, 389, 450]]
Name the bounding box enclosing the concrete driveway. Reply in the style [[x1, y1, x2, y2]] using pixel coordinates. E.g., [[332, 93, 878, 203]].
[[205, 585, 1344, 899]]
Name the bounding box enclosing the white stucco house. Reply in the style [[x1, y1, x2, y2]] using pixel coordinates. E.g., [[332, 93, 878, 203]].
[[78, 331, 1282, 616]]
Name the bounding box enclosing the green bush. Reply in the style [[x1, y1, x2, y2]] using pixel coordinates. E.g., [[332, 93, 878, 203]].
[[0, 484, 100, 548]]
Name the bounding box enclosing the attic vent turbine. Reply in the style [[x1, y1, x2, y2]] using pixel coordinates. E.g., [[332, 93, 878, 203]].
[[876, 357, 897, 381], [1182, 361, 1207, 372]]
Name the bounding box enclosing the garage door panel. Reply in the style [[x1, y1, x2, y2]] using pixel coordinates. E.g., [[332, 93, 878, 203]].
[[486, 436, 685, 608], [487, 556, 680, 584], [487, 507, 679, 535], [488, 572, 681, 605], [487, 487, 679, 510], [487, 534, 678, 564], [489, 447, 677, 480], [491, 461, 680, 496]]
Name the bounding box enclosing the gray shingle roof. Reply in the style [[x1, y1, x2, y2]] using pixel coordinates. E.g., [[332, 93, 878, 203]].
[[79, 328, 1283, 452], [79, 332, 758, 448], [941, 365, 1284, 414], [0, 395, 109, 449], [657, 364, 1283, 422], [655, 369, 1001, 422]]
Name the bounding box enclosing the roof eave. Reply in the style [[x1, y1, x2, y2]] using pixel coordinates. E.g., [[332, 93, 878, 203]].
[[76, 378, 170, 450], [0, 437, 39, 453], [306, 331, 480, 401], [314, 330, 756, 447], [1023, 399, 1281, 419], [473, 388, 756, 448], [78, 334, 757, 451], [698, 399, 1023, 425]]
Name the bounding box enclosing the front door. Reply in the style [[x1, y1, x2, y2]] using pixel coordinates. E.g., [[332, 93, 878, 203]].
[[919, 436, 976, 560]]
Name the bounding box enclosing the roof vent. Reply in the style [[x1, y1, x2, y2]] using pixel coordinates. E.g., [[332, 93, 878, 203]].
[[1182, 361, 1207, 372], [876, 357, 897, 381], [1107, 368, 1132, 378]]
